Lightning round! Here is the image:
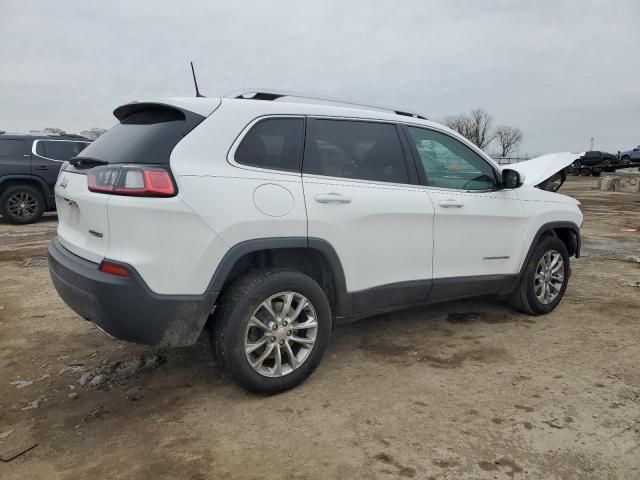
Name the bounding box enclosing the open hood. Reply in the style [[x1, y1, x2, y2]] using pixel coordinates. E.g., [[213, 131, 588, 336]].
[[508, 152, 580, 189]]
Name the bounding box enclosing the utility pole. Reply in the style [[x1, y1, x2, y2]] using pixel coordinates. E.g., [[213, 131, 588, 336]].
[[589, 137, 594, 151]]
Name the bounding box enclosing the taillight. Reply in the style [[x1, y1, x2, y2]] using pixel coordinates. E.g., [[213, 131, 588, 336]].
[[87, 165, 176, 197], [99, 261, 130, 277]]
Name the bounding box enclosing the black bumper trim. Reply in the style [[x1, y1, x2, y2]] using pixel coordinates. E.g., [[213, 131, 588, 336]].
[[48, 237, 218, 347]]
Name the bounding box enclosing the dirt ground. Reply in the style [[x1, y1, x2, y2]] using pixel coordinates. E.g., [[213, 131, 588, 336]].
[[0, 177, 639, 479]]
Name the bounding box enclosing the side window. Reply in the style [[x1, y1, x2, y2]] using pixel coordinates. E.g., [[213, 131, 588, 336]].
[[304, 119, 409, 184], [0, 139, 24, 156], [35, 141, 90, 161], [407, 127, 497, 190], [235, 118, 304, 172]]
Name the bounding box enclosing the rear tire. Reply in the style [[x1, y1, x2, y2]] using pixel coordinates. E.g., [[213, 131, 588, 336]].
[[0, 185, 45, 224], [212, 268, 332, 394], [509, 236, 570, 315]]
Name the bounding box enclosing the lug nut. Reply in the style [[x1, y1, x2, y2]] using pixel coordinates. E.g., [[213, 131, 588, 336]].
[[279, 340, 285, 346], [287, 330, 292, 336], [270, 337, 276, 343], [271, 324, 278, 331], [282, 320, 288, 326]]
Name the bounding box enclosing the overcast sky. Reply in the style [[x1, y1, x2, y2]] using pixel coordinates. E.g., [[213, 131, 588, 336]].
[[1, 0, 638, 155]]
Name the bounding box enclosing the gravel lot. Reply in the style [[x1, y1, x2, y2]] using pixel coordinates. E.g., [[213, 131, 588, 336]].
[[0, 177, 639, 479]]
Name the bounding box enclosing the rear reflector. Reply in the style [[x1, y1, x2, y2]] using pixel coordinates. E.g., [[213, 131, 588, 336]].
[[87, 165, 176, 197], [99, 261, 130, 277]]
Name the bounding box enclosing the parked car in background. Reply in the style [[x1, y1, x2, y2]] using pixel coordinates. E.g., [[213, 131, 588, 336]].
[[0, 132, 90, 223], [568, 151, 621, 176], [48, 92, 582, 393], [619, 145, 640, 164]]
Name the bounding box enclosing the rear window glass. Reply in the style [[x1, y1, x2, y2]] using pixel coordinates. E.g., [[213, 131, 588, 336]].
[[0, 139, 24, 156], [76, 105, 204, 165], [35, 140, 90, 161], [235, 118, 305, 172], [303, 119, 409, 184]]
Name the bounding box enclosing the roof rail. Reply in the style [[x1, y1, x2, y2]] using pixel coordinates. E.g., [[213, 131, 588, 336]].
[[225, 89, 428, 120]]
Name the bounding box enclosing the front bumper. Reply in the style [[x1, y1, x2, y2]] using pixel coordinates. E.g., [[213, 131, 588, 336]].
[[48, 237, 218, 347]]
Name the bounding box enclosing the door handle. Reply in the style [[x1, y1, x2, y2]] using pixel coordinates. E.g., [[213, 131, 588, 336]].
[[438, 199, 464, 208], [314, 193, 352, 204], [34, 166, 49, 171]]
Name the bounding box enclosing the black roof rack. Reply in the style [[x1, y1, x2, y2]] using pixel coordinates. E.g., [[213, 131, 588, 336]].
[[225, 89, 429, 120]]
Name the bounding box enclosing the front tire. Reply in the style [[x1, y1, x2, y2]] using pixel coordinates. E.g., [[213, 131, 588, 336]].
[[509, 236, 570, 315], [212, 268, 332, 393], [0, 185, 45, 224]]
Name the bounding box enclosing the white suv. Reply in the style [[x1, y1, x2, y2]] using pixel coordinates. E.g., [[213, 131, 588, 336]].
[[48, 92, 582, 392]]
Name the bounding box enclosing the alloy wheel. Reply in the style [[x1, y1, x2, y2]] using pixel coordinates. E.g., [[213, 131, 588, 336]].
[[244, 291, 318, 377], [534, 250, 565, 305], [7, 192, 38, 220]]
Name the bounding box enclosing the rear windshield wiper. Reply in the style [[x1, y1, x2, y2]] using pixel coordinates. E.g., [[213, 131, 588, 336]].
[[69, 156, 108, 169]]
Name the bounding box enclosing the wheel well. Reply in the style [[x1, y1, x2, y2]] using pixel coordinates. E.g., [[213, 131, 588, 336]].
[[0, 179, 48, 202], [542, 227, 578, 257], [220, 248, 338, 312]]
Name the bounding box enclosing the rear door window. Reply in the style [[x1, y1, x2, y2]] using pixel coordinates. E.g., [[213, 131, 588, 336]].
[[303, 119, 409, 184], [235, 118, 305, 172], [35, 140, 90, 161], [0, 139, 25, 156]]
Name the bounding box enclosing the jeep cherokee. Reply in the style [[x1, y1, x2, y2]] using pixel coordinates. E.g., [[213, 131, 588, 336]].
[[48, 92, 582, 393]]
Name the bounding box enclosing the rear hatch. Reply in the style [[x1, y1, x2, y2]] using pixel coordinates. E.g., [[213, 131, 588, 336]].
[[55, 101, 212, 263]]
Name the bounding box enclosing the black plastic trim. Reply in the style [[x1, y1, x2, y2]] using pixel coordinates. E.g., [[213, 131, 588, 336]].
[[206, 237, 353, 317], [307, 238, 352, 316], [428, 274, 517, 304], [208, 237, 308, 292], [353, 279, 431, 312], [517, 222, 581, 281], [48, 238, 218, 347], [335, 275, 516, 325], [395, 123, 421, 185]]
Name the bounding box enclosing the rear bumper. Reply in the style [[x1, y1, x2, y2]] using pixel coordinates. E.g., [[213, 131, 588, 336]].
[[48, 237, 218, 347]]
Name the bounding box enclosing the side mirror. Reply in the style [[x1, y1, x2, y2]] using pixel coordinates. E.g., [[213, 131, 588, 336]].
[[501, 169, 523, 189]]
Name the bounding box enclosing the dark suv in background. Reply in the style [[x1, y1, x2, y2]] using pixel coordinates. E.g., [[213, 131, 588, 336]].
[[0, 132, 90, 223], [567, 150, 624, 177]]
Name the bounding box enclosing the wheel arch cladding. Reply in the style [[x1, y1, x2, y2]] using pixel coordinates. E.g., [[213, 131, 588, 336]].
[[0, 176, 50, 198], [520, 221, 580, 279], [207, 237, 352, 318]]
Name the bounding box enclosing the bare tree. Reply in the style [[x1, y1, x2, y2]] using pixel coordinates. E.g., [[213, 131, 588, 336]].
[[467, 108, 494, 150], [443, 108, 494, 150], [495, 125, 523, 157], [443, 113, 472, 139]]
